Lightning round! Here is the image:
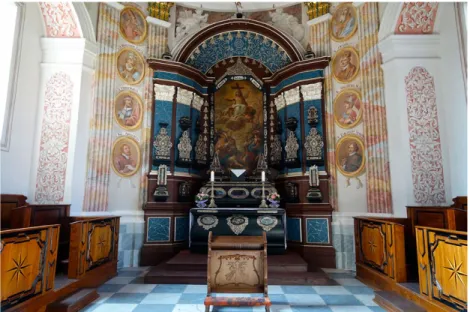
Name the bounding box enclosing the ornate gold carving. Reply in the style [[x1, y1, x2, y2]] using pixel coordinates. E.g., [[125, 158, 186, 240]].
[[148, 2, 174, 22], [305, 2, 331, 20]]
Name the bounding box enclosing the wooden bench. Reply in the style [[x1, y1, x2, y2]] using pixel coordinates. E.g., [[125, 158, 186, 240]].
[[205, 232, 271, 312]]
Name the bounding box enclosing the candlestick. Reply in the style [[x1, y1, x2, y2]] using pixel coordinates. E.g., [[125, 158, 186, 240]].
[[261, 171, 265, 182], [259, 179, 268, 208], [208, 175, 217, 208]]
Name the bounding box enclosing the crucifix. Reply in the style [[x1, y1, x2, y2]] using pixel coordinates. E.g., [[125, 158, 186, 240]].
[[231, 83, 248, 105]]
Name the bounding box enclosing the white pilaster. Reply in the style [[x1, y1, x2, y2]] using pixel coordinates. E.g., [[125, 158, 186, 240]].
[[31, 38, 97, 213], [379, 34, 453, 217]]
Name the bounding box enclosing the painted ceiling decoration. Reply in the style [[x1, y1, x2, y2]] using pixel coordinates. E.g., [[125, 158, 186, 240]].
[[185, 30, 292, 74]]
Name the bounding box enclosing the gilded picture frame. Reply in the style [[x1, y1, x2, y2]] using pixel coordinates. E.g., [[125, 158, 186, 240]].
[[332, 46, 360, 84], [119, 6, 148, 44], [330, 3, 358, 42], [111, 136, 141, 178], [333, 89, 363, 129], [114, 91, 143, 131], [335, 134, 365, 178], [116, 47, 145, 85]]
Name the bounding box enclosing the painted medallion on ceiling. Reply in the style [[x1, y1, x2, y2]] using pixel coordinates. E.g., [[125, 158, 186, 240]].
[[185, 31, 292, 74]]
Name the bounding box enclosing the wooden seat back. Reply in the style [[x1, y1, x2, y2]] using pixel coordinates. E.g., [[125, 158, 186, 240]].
[[1, 224, 60, 311], [0, 194, 28, 229]]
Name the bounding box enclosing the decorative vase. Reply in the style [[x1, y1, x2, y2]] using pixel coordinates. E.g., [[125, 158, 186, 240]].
[[268, 199, 280, 208], [196, 200, 208, 208]]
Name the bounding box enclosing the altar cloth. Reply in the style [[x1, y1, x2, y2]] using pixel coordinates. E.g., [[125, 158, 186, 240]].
[[189, 207, 286, 254]]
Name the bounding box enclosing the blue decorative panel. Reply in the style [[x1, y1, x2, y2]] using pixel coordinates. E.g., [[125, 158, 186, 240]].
[[306, 218, 329, 244], [287, 218, 302, 242], [174, 217, 189, 242], [189, 108, 202, 176], [147, 217, 170, 242], [154, 71, 207, 94], [287, 102, 302, 168], [174, 103, 191, 172], [186, 31, 292, 74], [153, 100, 173, 170], [271, 70, 323, 94], [277, 107, 286, 174], [304, 99, 325, 171]]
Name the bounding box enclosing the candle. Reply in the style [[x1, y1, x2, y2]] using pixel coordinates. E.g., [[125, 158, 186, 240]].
[[261, 171, 265, 182], [210, 171, 215, 182]]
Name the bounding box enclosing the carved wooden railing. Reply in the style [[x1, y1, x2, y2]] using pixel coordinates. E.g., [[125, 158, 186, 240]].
[[416, 226, 467, 311], [354, 217, 408, 283], [1, 224, 60, 311], [68, 217, 120, 279]]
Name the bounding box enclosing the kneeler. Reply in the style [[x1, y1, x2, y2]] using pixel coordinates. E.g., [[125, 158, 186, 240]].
[[204, 231, 271, 312]]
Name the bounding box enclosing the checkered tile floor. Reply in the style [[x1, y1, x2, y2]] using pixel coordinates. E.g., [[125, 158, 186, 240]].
[[81, 267, 385, 312]]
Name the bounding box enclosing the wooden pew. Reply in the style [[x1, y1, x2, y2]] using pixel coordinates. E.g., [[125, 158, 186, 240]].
[[415, 226, 467, 311], [354, 197, 468, 311], [9, 204, 71, 274], [1, 224, 60, 311], [1, 194, 28, 229], [68, 216, 120, 279], [354, 217, 411, 286]]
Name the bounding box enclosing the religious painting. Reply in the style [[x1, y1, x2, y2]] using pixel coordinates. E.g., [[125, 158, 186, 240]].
[[112, 136, 141, 177], [114, 91, 143, 131], [214, 80, 263, 175], [335, 135, 365, 177], [332, 47, 360, 83], [116, 47, 145, 85], [119, 6, 147, 44], [331, 3, 358, 42], [333, 89, 363, 129]]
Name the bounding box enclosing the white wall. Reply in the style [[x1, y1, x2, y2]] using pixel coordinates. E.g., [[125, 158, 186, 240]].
[[438, 3, 467, 198], [1, 3, 43, 197], [84, 2, 99, 40]]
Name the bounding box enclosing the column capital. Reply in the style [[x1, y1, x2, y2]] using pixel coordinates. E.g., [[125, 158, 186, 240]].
[[379, 34, 441, 65]]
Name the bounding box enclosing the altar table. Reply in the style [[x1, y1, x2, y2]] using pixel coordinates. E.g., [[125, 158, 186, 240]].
[[189, 207, 286, 254]]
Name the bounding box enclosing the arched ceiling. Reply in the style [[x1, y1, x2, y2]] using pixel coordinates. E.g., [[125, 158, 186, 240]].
[[174, 19, 304, 76]]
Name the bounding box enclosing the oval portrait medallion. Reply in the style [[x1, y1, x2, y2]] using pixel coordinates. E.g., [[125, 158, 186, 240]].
[[335, 134, 365, 178], [119, 6, 148, 44], [114, 91, 143, 131], [117, 47, 145, 85], [111, 136, 141, 178], [333, 89, 363, 129], [330, 3, 358, 42], [332, 47, 360, 84], [197, 215, 219, 231]]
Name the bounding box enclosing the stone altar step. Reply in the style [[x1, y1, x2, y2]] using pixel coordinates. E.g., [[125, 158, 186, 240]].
[[166, 250, 308, 272], [144, 251, 337, 285]]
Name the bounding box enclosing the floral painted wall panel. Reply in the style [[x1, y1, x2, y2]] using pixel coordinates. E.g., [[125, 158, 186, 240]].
[[405, 67, 446, 205], [395, 3, 438, 34], [39, 2, 81, 38], [35, 72, 74, 204]]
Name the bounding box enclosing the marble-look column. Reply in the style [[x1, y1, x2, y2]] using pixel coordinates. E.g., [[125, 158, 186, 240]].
[[357, 3, 393, 213], [83, 3, 120, 212], [307, 14, 337, 210], [147, 17, 170, 59]]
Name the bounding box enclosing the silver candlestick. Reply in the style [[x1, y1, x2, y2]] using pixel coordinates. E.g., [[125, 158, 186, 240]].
[[208, 180, 217, 208], [259, 180, 268, 208]]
